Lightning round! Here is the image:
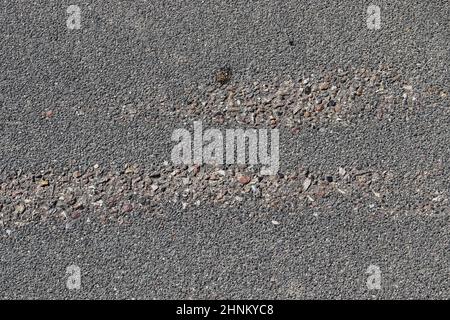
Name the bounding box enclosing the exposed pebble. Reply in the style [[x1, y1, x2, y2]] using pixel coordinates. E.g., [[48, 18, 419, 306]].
[[72, 171, 82, 178], [303, 178, 312, 192], [238, 175, 252, 185], [319, 82, 329, 90], [38, 179, 49, 187], [15, 204, 26, 215]]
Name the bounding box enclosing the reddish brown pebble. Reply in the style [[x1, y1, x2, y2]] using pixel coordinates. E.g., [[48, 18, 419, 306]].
[[193, 165, 200, 175], [71, 211, 81, 219], [122, 203, 133, 213], [72, 171, 82, 178], [238, 175, 251, 185]]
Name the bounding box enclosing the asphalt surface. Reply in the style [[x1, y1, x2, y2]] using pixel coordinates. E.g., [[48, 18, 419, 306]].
[[0, 1, 449, 299]]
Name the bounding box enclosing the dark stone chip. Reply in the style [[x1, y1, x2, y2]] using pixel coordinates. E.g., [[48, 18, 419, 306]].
[[304, 86, 312, 95], [215, 67, 232, 85]]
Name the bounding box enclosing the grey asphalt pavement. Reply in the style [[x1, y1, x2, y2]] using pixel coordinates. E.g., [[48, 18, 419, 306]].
[[0, 1, 448, 299]]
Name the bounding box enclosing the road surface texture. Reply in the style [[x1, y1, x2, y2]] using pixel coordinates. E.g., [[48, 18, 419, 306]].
[[0, 1, 449, 299]]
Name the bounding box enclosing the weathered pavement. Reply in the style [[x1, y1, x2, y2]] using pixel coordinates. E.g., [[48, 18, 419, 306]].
[[0, 1, 448, 299]]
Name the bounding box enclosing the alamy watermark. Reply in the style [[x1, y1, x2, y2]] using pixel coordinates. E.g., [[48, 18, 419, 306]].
[[366, 264, 382, 290], [64, 5, 381, 31], [171, 121, 279, 175], [367, 5, 381, 30], [66, 264, 81, 290], [66, 5, 81, 30]]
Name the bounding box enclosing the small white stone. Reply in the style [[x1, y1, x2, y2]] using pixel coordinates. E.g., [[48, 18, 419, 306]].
[[217, 170, 226, 176], [403, 85, 413, 91], [93, 200, 103, 207], [303, 178, 312, 191]]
